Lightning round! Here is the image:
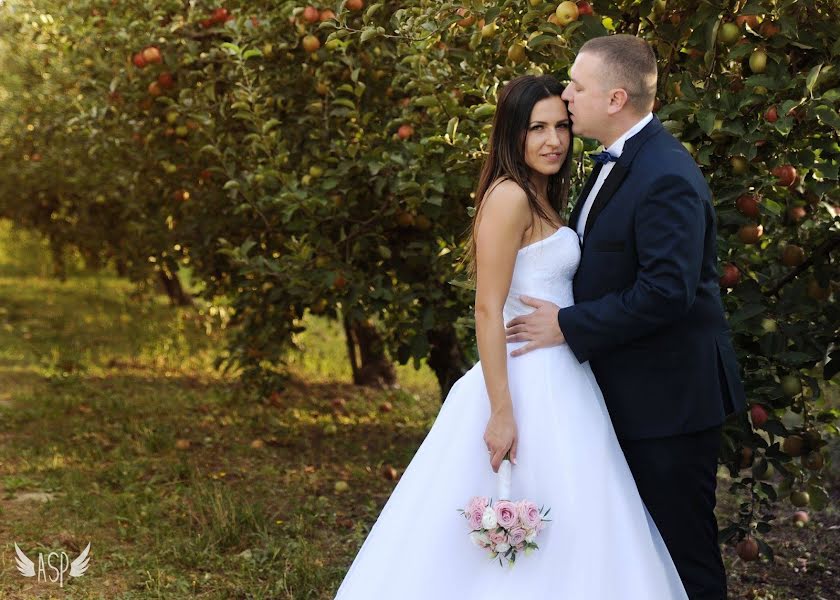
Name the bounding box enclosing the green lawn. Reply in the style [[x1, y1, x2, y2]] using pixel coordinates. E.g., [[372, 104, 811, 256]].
[[0, 222, 440, 598], [0, 222, 835, 599]]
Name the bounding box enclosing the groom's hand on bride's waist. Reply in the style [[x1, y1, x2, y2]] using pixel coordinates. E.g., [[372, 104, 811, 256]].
[[504, 296, 566, 357]]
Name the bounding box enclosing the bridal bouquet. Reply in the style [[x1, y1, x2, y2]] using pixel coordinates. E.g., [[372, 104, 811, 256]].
[[459, 459, 550, 567]]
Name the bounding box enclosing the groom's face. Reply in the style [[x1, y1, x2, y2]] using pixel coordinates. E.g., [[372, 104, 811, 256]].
[[561, 52, 609, 140]]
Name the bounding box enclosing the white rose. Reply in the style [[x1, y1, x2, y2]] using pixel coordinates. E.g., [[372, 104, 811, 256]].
[[525, 528, 537, 543], [481, 506, 497, 529], [469, 531, 490, 547], [494, 542, 511, 553]]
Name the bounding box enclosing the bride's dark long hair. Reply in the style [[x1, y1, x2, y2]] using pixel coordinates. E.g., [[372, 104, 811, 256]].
[[466, 75, 573, 277]]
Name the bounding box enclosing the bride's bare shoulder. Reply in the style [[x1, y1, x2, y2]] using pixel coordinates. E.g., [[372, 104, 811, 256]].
[[475, 178, 531, 241], [483, 178, 528, 206]]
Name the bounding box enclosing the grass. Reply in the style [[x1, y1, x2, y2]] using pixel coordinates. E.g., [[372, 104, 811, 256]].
[[0, 221, 440, 598], [0, 220, 836, 599]]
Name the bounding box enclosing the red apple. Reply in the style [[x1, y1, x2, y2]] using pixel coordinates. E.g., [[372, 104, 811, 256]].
[[555, 1, 580, 25], [735, 14, 760, 29], [759, 20, 779, 38], [576, 1, 594, 16], [736, 194, 760, 218], [739, 447, 754, 469], [397, 124, 414, 140], [302, 34, 321, 53], [750, 404, 769, 428], [736, 536, 760, 561], [346, 0, 364, 10], [455, 7, 475, 27], [302, 6, 319, 23], [807, 278, 830, 301], [142, 46, 163, 64], [764, 105, 778, 123], [719, 263, 740, 288], [787, 205, 807, 223], [319, 9, 336, 22], [782, 435, 805, 457], [772, 164, 797, 187], [212, 7, 230, 22], [803, 451, 824, 471], [147, 81, 163, 97], [132, 52, 147, 68], [792, 511, 809, 524], [157, 72, 174, 89], [738, 224, 763, 244]]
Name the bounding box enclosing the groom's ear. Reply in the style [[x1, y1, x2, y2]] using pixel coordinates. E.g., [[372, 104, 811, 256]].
[[606, 88, 630, 115]]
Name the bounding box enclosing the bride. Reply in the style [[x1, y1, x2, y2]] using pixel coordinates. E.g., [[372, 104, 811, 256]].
[[334, 75, 688, 599]]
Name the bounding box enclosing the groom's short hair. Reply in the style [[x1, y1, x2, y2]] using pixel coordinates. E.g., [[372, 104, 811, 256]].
[[579, 34, 657, 114]]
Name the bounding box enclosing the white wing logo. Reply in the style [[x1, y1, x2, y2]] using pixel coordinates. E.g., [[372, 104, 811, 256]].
[[14, 542, 91, 579], [70, 542, 91, 577], [14, 543, 35, 577]]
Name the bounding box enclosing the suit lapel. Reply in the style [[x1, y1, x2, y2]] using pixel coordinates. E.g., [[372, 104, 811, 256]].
[[583, 163, 630, 238], [581, 116, 665, 239], [569, 163, 602, 232]]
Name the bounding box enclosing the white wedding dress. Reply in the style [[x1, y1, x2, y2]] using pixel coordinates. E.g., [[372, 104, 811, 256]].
[[334, 226, 687, 599]]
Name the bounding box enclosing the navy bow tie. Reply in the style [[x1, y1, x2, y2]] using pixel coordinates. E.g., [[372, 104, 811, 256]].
[[590, 151, 619, 165]]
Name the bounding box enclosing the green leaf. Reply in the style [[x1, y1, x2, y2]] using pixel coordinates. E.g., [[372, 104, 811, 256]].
[[822, 88, 840, 102], [729, 303, 766, 325], [331, 98, 357, 110], [261, 119, 280, 133], [805, 63, 823, 97], [414, 95, 439, 107], [813, 105, 840, 132], [762, 198, 783, 216], [446, 117, 459, 140], [527, 34, 561, 50], [220, 42, 241, 56], [472, 104, 496, 118], [697, 111, 717, 135], [363, 3, 383, 24], [242, 48, 263, 60], [360, 28, 379, 43]]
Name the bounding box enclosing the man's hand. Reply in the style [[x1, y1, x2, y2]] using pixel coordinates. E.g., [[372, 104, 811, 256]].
[[504, 296, 566, 357]]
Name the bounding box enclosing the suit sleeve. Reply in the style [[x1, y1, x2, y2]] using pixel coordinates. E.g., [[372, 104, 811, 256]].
[[557, 174, 706, 363]]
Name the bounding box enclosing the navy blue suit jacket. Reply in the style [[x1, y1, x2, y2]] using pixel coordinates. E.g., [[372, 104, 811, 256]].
[[558, 116, 746, 441]]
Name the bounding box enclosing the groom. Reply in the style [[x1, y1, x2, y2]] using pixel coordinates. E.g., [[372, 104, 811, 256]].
[[504, 35, 745, 599]]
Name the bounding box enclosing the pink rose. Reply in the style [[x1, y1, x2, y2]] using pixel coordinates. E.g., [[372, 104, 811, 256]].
[[467, 496, 489, 514], [517, 500, 541, 529], [488, 530, 506, 545], [494, 500, 517, 529], [508, 527, 527, 546], [467, 507, 483, 530]]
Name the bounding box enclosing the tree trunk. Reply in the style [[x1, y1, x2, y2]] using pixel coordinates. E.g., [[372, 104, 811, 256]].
[[427, 325, 469, 402], [344, 317, 396, 388], [157, 268, 193, 307]]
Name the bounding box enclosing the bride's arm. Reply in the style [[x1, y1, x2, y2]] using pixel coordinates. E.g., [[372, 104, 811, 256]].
[[474, 181, 530, 472]]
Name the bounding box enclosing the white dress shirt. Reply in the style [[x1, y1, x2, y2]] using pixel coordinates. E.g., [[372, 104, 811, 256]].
[[575, 113, 654, 242]]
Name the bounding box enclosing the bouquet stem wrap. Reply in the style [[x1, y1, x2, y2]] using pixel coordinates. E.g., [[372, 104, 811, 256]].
[[497, 459, 512, 501]]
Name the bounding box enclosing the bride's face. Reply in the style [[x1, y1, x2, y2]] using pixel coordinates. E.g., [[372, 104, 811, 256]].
[[523, 96, 571, 179]]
